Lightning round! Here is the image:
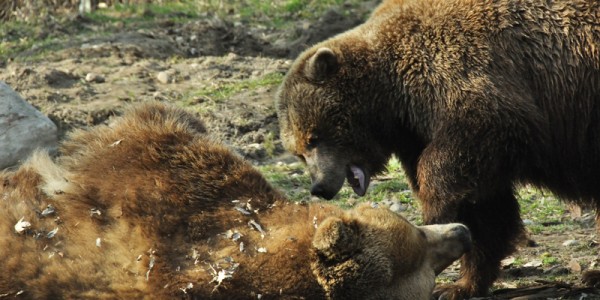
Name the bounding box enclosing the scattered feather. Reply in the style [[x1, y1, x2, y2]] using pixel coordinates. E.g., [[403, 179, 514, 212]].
[[208, 261, 239, 292], [41, 205, 55, 217], [90, 208, 102, 217], [249, 220, 266, 238], [313, 216, 318, 229], [235, 206, 252, 215], [257, 247, 267, 253], [224, 229, 243, 241], [109, 139, 123, 147], [96, 237, 102, 247], [14, 217, 31, 234], [46, 227, 59, 239], [212, 269, 233, 291], [15, 291, 24, 296], [137, 255, 143, 261], [239, 242, 245, 252], [146, 255, 156, 281], [180, 282, 193, 294]]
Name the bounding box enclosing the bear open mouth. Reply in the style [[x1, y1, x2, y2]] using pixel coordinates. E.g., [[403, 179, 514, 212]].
[[346, 165, 370, 196]]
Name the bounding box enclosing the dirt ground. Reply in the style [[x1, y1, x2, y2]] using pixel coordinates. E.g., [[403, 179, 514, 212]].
[[2, 5, 600, 299]]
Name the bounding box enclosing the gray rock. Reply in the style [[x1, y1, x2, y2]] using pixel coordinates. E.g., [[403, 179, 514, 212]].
[[0, 82, 58, 170]]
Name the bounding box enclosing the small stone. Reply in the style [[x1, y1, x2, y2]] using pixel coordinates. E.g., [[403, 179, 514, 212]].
[[524, 260, 542, 268], [568, 259, 582, 273], [501, 256, 516, 268], [156, 71, 170, 84], [85, 73, 105, 83], [389, 202, 406, 213], [522, 219, 534, 225], [562, 239, 580, 247]]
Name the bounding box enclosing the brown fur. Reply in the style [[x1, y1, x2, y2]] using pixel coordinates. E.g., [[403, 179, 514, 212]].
[[277, 0, 600, 298], [0, 102, 470, 299]]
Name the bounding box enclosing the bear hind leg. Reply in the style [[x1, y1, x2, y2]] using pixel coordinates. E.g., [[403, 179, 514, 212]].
[[581, 201, 600, 287]]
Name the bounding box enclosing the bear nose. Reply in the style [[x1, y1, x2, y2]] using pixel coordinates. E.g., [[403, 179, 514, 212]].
[[450, 225, 472, 250], [451, 224, 470, 237], [310, 183, 335, 200]]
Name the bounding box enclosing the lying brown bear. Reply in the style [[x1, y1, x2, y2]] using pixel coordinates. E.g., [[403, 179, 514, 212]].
[[276, 0, 600, 298], [0, 102, 470, 299]]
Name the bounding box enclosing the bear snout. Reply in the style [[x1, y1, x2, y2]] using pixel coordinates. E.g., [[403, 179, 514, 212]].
[[310, 182, 337, 200]]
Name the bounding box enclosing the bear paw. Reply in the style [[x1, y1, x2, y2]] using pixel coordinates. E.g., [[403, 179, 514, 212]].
[[432, 283, 476, 300], [583, 270, 600, 287]]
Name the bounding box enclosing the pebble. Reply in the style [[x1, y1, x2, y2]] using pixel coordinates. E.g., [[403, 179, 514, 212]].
[[523, 260, 542, 267], [389, 202, 406, 213], [85, 73, 105, 83], [378, 197, 406, 213], [562, 239, 580, 247], [156, 71, 170, 84]]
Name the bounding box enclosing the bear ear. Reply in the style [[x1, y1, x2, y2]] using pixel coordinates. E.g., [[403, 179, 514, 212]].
[[304, 47, 339, 82], [313, 216, 357, 260]]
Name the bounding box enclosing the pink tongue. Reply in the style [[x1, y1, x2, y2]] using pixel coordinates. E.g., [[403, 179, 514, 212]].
[[350, 165, 366, 196]]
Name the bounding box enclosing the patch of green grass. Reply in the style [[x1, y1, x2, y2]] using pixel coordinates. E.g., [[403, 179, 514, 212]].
[[263, 132, 277, 158], [196, 0, 366, 29], [87, 1, 199, 24], [512, 256, 526, 267], [1, 1, 203, 61], [0, 21, 44, 60], [517, 185, 574, 234], [189, 72, 284, 103], [259, 162, 311, 202], [541, 252, 559, 266], [518, 186, 567, 221]]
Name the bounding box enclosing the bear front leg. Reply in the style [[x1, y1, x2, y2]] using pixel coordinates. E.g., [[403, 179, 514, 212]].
[[423, 186, 525, 299]]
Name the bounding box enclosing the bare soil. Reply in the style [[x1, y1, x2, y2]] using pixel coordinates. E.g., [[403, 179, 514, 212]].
[[2, 7, 600, 300]]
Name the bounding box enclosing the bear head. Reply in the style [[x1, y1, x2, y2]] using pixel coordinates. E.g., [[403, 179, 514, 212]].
[[277, 43, 401, 200], [311, 204, 471, 299]]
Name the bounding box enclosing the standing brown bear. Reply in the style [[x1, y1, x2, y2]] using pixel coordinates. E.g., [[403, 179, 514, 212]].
[[0, 102, 470, 299], [276, 0, 600, 298]]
